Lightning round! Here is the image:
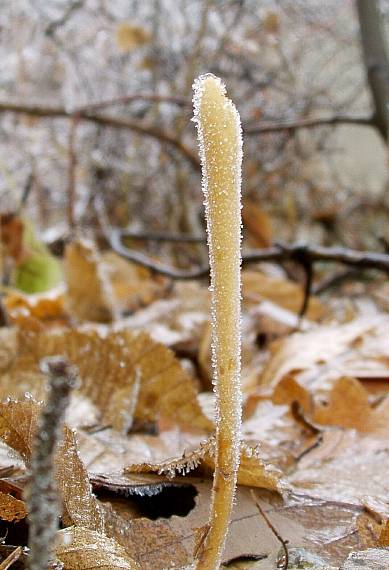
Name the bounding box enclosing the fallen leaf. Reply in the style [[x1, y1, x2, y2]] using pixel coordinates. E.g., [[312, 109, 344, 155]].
[[56, 427, 105, 533], [262, 11, 280, 34], [90, 471, 195, 498], [3, 289, 66, 325], [340, 548, 389, 569], [1, 322, 212, 432], [170, 480, 365, 568], [312, 376, 389, 434], [242, 200, 272, 248], [125, 436, 282, 490], [0, 491, 27, 522], [242, 271, 326, 320], [261, 315, 389, 394], [116, 282, 210, 354], [287, 430, 389, 517], [64, 240, 117, 323], [3, 218, 63, 294], [241, 399, 318, 471], [78, 423, 205, 474], [102, 252, 169, 315], [0, 399, 39, 465], [115, 23, 150, 51], [103, 513, 190, 570], [378, 519, 389, 547], [56, 526, 139, 569]]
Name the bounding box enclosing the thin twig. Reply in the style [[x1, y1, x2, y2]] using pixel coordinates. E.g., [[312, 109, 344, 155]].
[[250, 490, 289, 570], [67, 113, 80, 230], [313, 268, 360, 294], [0, 100, 375, 168], [0, 102, 200, 170], [0, 547, 22, 570], [245, 114, 373, 135], [119, 229, 206, 243], [77, 93, 189, 113], [110, 231, 389, 279], [26, 357, 78, 570]]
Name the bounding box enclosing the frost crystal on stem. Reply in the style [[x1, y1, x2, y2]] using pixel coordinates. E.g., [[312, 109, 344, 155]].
[[192, 74, 243, 569], [26, 356, 78, 570]]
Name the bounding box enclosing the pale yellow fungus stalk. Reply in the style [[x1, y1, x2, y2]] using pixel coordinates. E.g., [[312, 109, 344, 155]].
[[192, 74, 242, 569]]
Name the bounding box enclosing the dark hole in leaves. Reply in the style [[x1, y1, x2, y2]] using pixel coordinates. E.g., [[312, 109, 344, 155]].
[[130, 484, 198, 519], [256, 331, 268, 349], [223, 553, 268, 566], [0, 520, 28, 547], [97, 483, 198, 520]]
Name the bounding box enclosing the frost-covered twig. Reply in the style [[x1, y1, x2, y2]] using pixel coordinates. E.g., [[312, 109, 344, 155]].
[[110, 232, 389, 277], [192, 74, 243, 569], [26, 356, 78, 570]]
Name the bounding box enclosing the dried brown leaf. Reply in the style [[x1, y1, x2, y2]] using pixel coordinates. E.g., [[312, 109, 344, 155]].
[[287, 430, 389, 517], [312, 376, 389, 434], [379, 519, 389, 547], [77, 423, 205, 474], [125, 436, 281, 491], [2, 322, 212, 432], [4, 290, 66, 325], [64, 240, 117, 323], [261, 315, 389, 394], [242, 270, 326, 320], [102, 252, 169, 315], [0, 491, 27, 522], [340, 548, 389, 569], [56, 526, 139, 569], [90, 471, 195, 498], [115, 23, 150, 51], [103, 511, 190, 570], [242, 200, 272, 248], [56, 427, 105, 532], [0, 399, 39, 465]]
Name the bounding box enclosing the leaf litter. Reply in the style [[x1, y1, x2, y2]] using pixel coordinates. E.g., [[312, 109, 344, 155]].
[[0, 240, 387, 567]]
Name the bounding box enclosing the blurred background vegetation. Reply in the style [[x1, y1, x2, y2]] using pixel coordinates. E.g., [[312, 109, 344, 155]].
[[0, 0, 388, 266]]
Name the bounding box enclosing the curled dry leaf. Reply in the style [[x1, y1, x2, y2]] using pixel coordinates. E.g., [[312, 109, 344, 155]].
[[242, 270, 326, 320], [56, 526, 139, 569], [1, 321, 212, 432], [0, 399, 104, 534], [261, 315, 389, 393], [0, 399, 39, 465], [242, 200, 272, 248], [115, 22, 150, 51], [103, 511, 190, 570], [125, 436, 281, 491], [339, 548, 389, 569], [312, 376, 389, 434], [287, 430, 389, 517], [3, 289, 67, 325], [241, 399, 319, 471], [0, 491, 27, 522], [77, 423, 205, 475], [56, 427, 105, 533], [90, 471, 195, 498], [102, 251, 169, 316], [116, 282, 210, 355], [64, 240, 118, 323]]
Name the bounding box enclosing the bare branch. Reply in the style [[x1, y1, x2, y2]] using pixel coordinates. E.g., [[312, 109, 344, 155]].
[[0, 101, 200, 170], [245, 114, 373, 135], [356, 0, 389, 140], [26, 357, 78, 570], [110, 230, 389, 280], [0, 100, 374, 166]]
